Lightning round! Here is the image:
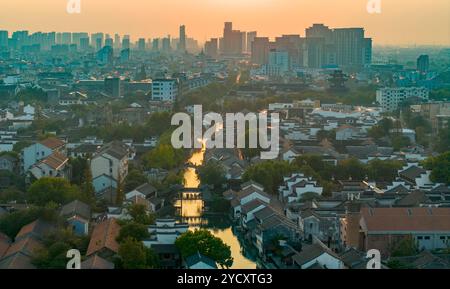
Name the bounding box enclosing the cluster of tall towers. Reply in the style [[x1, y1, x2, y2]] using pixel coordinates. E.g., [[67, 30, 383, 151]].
[[204, 22, 373, 71]]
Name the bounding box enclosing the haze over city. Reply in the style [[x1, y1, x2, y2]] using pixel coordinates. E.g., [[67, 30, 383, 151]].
[[1, 0, 449, 45]]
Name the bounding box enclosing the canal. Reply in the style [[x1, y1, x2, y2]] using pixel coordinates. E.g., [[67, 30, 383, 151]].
[[175, 146, 258, 269]]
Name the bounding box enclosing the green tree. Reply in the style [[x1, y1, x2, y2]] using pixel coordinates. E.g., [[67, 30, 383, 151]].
[[124, 169, 149, 192], [435, 127, 450, 153], [367, 159, 404, 182], [117, 237, 148, 269], [391, 135, 411, 151], [198, 161, 227, 190], [242, 160, 295, 194], [0, 205, 58, 238], [368, 118, 394, 140], [12, 140, 32, 153], [117, 222, 150, 243], [142, 144, 185, 170], [390, 236, 418, 257], [335, 158, 367, 180], [27, 178, 82, 206], [127, 203, 155, 225], [423, 152, 450, 185], [32, 228, 90, 269], [175, 229, 233, 268]]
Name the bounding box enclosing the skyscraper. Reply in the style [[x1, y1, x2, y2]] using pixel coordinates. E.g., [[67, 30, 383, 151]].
[[0, 30, 8, 48], [222, 22, 245, 56], [417, 55, 430, 74], [267, 49, 290, 76], [91, 33, 104, 51], [114, 34, 121, 49], [62, 32, 72, 45], [251, 37, 271, 65], [97, 45, 113, 65], [80, 37, 90, 51], [306, 24, 333, 43], [178, 25, 186, 52], [105, 37, 114, 48], [122, 35, 130, 50], [138, 38, 146, 51], [204, 38, 218, 58], [246, 31, 257, 53], [152, 38, 160, 51], [162, 36, 171, 52], [333, 28, 365, 68]]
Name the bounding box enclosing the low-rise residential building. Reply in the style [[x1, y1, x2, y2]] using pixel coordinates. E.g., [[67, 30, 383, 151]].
[[230, 181, 272, 219], [151, 79, 178, 102], [91, 141, 130, 194], [144, 219, 189, 247], [60, 200, 91, 236], [342, 207, 450, 257], [29, 152, 69, 180], [292, 241, 344, 269], [376, 87, 429, 112], [279, 173, 323, 203], [86, 218, 121, 259], [21, 137, 66, 173]]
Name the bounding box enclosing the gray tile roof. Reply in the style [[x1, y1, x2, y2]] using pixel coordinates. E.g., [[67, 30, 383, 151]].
[[60, 200, 91, 220]]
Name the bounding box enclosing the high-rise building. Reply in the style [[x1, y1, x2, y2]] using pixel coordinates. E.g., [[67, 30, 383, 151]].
[[417, 55, 430, 74], [11, 31, 29, 50], [333, 28, 365, 68], [62, 32, 72, 45], [91, 33, 104, 51], [251, 37, 271, 65], [152, 38, 160, 51], [267, 49, 290, 76], [162, 36, 171, 52], [138, 38, 146, 51], [80, 37, 90, 51], [222, 22, 245, 56], [275, 35, 302, 68], [246, 31, 257, 53], [204, 38, 218, 58], [105, 37, 114, 48], [363, 38, 372, 66], [178, 25, 186, 52], [97, 45, 113, 65], [0, 30, 8, 48], [303, 37, 326, 69], [72, 32, 88, 48], [120, 48, 130, 62], [306, 24, 333, 43], [302, 24, 370, 70], [122, 36, 130, 50], [114, 34, 121, 49], [104, 77, 122, 98]]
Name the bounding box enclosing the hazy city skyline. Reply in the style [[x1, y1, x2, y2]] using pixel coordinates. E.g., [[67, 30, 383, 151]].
[[1, 0, 449, 45]]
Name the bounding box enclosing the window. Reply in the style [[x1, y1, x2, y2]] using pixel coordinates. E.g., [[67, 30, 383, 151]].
[[418, 236, 423, 240], [424, 236, 430, 240]]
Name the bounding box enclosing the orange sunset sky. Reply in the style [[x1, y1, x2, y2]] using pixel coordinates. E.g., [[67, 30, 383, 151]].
[[0, 0, 449, 45]]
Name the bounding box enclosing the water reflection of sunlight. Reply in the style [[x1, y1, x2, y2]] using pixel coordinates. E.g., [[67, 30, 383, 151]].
[[177, 143, 258, 268]]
